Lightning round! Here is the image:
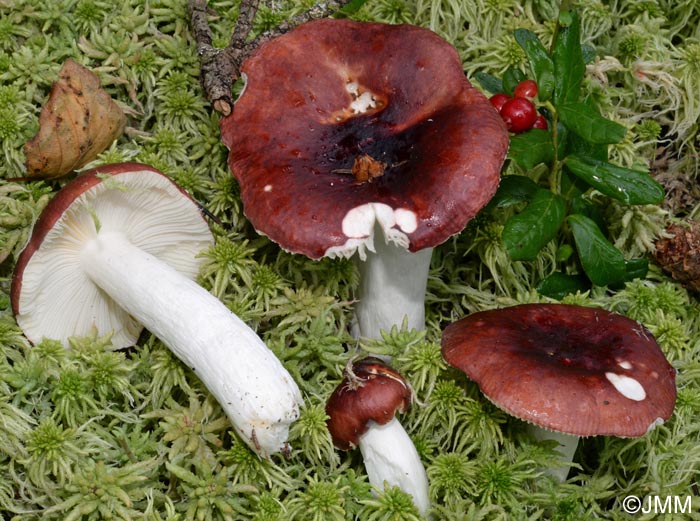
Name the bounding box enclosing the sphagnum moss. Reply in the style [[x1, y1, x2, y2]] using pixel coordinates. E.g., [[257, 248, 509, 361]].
[[1, 0, 700, 519]]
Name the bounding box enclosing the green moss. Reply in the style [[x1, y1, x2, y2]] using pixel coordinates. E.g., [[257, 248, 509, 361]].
[[1, 0, 699, 519]]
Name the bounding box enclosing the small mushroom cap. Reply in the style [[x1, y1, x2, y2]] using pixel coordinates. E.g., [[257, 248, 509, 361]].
[[12, 162, 213, 348], [326, 357, 412, 450], [441, 304, 677, 437], [221, 19, 508, 260]]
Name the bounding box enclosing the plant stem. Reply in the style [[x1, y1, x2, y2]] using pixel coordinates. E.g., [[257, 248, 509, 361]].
[[549, 0, 573, 53], [545, 101, 562, 195]]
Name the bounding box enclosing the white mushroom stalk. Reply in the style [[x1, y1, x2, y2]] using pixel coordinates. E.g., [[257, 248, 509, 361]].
[[325, 205, 434, 340], [359, 418, 431, 517], [526, 425, 580, 482], [353, 238, 433, 339], [81, 230, 302, 457], [12, 165, 303, 458]]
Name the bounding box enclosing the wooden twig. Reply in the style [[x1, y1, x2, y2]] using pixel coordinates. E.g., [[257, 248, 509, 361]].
[[229, 0, 260, 49], [188, 0, 353, 116], [248, 1, 349, 50]]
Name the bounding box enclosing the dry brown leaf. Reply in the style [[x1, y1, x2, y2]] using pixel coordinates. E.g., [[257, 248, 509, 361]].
[[655, 221, 700, 293], [22, 59, 126, 179]]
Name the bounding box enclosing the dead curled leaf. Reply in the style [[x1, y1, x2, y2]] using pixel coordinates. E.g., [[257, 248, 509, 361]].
[[22, 59, 126, 179]]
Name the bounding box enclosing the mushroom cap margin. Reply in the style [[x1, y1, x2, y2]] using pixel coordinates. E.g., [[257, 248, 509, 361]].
[[440, 304, 677, 437]]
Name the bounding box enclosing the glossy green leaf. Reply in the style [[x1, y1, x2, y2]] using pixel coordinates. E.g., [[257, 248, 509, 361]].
[[502, 67, 527, 96], [552, 11, 584, 106], [473, 72, 503, 94], [556, 244, 574, 262], [565, 154, 665, 205], [503, 189, 566, 261], [570, 195, 608, 235], [487, 175, 540, 209], [565, 123, 609, 161], [537, 272, 590, 299], [508, 129, 554, 169], [623, 258, 649, 282], [582, 44, 597, 64], [568, 214, 626, 286], [514, 28, 555, 101], [558, 102, 626, 144]]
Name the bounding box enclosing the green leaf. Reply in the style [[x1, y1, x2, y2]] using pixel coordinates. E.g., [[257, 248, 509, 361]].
[[558, 102, 627, 144], [473, 72, 503, 94], [558, 10, 574, 26], [503, 189, 566, 261], [622, 258, 649, 283], [487, 175, 540, 209], [502, 67, 527, 96], [508, 129, 554, 169], [565, 124, 609, 161], [514, 28, 555, 101], [570, 195, 608, 234], [555, 244, 574, 262], [568, 214, 626, 286], [581, 44, 597, 64], [553, 11, 584, 106], [537, 272, 590, 299], [565, 154, 665, 205]]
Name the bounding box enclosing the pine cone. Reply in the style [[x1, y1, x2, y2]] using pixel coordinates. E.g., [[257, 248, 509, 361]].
[[654, 221, 700, 293]]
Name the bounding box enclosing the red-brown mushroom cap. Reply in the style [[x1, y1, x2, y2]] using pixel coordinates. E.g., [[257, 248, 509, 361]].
[[441, 304, 677, 437], [326, 357, 412, 450], [221, 19, 509, 260], [12, 162, 213, 348]]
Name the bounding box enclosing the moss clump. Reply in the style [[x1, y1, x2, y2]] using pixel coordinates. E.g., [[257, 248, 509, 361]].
[[1, 1, 699, 519]]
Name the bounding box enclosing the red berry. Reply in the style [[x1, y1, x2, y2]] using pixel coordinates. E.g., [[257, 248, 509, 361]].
[[500, 97, 537, 133], [532, 114, 548, 130], [489, 93, 511, 113], [513, 79, 538, 100]]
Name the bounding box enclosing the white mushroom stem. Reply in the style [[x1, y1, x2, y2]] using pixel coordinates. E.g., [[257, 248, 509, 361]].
[[80, 230, 302, 458], [353, 238, 433, 339], [526, 424, 579, 482], [358, 418, 431, 517]]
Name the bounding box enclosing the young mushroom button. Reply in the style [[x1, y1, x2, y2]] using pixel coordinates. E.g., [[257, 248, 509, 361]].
[[326, 357, 430, 517], [220, 19, 509, 339], [11, 163, 303, 458], [440, 304, 677, 481]]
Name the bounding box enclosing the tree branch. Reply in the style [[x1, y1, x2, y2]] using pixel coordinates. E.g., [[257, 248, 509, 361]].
[[188, 0, 354, 116], [246, 1, 349, 50], [230, 0, 260, 50]]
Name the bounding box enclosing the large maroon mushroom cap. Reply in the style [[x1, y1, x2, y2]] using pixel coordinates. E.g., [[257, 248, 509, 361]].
[[326, 357, 412, 450], [441, 304, 676, 437], [221, 19, 509, 260]]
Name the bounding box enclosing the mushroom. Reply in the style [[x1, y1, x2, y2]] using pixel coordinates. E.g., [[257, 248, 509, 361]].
[[220, 19, 509, 339], [326, 357, 430, 516], [440, 304, 677, 481], [11, 162, 303, 458]]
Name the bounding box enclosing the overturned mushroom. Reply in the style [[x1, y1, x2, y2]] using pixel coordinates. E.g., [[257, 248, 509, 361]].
[[11, 162, 302, 458], [441, 304, 676, 481], [220, 19, 509, 339], [326, 357, 430, 516]]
